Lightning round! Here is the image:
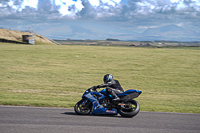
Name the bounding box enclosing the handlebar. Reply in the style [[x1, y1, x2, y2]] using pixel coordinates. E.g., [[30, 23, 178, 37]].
[[88, 86, 99, 92]]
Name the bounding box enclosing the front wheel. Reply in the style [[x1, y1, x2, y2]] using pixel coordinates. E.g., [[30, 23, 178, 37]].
[[74, 99, 92, 115], [118, 100, 140, 118]]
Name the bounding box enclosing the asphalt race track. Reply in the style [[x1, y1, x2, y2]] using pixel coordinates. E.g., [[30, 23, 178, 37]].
[[0, 106, 199, 133]]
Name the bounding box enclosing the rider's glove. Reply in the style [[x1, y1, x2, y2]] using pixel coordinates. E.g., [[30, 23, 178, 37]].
[[92, 86, 97, 90]]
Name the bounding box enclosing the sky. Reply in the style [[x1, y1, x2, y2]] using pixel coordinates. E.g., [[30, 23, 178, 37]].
[[0, 0, 200, 40]]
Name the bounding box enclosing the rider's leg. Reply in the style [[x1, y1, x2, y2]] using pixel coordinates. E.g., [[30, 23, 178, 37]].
[[106, 88, 122, 101]]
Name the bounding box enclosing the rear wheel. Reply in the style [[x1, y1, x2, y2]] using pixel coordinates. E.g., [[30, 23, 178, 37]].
[[118, 100, 140, 118], [74, 99, 92, 115]]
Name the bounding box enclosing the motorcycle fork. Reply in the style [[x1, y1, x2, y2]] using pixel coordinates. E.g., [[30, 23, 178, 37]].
[[82, 100, 91, 108]]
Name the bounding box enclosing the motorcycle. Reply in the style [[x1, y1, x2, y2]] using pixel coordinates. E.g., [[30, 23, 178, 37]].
[[74, 86, 142, 118]]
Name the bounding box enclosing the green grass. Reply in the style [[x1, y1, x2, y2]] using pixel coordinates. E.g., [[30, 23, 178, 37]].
[[0, 43, 200, 113]]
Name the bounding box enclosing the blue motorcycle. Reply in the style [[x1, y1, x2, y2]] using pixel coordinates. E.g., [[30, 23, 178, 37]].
[[74, 86, 142, 118]]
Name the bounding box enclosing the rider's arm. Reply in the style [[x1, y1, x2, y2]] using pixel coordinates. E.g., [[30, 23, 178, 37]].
[[97, 82, 112, 88], [92, 83, 109, 90], [97, 83, 108, 88]]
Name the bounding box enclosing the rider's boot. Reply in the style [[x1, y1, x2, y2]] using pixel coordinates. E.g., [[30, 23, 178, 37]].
[[110, 91, 120, 101], [113, 97, 120, 101]]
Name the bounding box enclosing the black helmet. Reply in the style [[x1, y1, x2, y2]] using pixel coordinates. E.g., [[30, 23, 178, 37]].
[[103, 74, 113, 83]]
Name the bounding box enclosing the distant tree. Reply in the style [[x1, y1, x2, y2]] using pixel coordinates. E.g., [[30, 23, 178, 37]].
[[106, 38, 120, 41]]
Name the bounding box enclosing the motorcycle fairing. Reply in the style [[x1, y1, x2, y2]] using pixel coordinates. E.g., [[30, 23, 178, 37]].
[[99, 89, 142, 99], [118, 89, 142, 96], [99, 89, 113, 98], [118, 89, 142, 100], [83, 93, 97, 102], [83, 93, 103, 112], [83, 91, 117, 115], [92, 107, 117, 115]]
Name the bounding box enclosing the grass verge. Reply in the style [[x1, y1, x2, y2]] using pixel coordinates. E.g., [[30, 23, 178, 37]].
[[0, 43, 199, 113]]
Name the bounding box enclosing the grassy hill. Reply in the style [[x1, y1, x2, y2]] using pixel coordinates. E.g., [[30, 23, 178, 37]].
[[0, 28, 54, 44], [0, 43, 199, 113]]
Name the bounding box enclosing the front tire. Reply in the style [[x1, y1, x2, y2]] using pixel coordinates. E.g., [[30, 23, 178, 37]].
[[118, 100, 140, 118], [74, 99, 92, 115]]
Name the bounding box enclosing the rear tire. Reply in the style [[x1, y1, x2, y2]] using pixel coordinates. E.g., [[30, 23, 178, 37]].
[[74, 99, 92, 115], [118, 100, 140, 118]]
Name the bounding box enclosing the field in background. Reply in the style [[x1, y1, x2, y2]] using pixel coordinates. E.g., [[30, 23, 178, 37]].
[[0, 43, 199, 113], [55, 39, 200, 47]]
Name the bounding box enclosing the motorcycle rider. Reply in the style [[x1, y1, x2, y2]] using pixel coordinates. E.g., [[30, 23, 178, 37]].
[[93, 74, 124, 101]]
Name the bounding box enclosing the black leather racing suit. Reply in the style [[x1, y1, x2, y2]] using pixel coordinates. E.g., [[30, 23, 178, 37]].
[[97, 79, 124, 98]]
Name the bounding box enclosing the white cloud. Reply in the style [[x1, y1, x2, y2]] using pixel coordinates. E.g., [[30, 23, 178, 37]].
[[1, 0, 200, 17], [75, 0, 84, 10], [88, 0, 100, 6], [171, 0, 180, 3], [20, 0, 38, 10], [0, 0, 200, 37]]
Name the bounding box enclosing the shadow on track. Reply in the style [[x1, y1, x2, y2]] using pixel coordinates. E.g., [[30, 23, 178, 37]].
[[62, 112, 77, 116], [62, 111, 123, 118]]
